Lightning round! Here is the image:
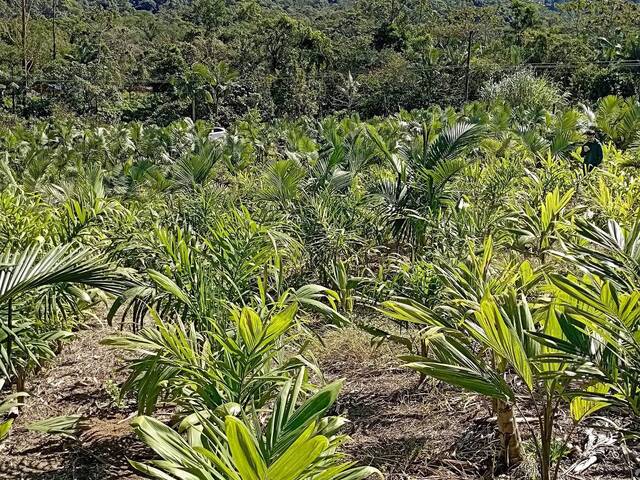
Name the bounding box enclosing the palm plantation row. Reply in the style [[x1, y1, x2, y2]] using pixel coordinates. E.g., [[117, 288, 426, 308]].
[[1, 88, 640, 479]]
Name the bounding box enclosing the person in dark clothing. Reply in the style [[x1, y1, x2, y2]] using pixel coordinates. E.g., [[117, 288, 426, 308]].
[[581, 130, 604, 172]]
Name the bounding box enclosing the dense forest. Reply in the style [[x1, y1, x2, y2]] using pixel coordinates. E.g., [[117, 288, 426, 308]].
[[2, 1, 640, 480], [1, 0, 640, 123]]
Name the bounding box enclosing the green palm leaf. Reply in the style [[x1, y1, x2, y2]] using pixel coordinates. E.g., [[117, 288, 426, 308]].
[[0, 244, 130, 304]]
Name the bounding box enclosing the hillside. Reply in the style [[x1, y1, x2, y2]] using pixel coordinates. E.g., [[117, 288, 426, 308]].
[[2, 83, 640, 480], [3, 1, 640, 479], [1, 0, 639, 124]]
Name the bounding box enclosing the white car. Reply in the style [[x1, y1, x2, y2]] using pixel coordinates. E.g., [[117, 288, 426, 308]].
[[208, 127, 227, 142]]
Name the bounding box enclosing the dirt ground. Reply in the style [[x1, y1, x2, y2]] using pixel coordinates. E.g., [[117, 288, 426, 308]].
[[1, 322, 639, 479], [317, 327, 640, 480], [0, 323, 147, 480]]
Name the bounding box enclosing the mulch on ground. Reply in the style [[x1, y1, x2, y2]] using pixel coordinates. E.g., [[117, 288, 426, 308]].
[[2, 321, 640, 480]]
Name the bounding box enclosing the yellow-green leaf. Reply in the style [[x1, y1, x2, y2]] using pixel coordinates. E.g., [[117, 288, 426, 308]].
[[225, 416, 266, 480], [570, 384, 610, 422], [267, 422, 328, 480]]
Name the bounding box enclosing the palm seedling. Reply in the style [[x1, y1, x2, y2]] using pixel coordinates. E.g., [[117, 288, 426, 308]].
[[129, 368, 381, 480], [540, 276, 640, 416], [104, 297, 332, 414], [0, 243, 129, 389], [378, 237, 606, 479], [260, 159, 307, 207], [392, 289, 607, 480], [324, 260, 368, 315], [509, 187, 575, 262], [107, 210, 325, 331], [367, 120, 486, 247], [556, 218, 640, 292], [584, 96, 640, 149]]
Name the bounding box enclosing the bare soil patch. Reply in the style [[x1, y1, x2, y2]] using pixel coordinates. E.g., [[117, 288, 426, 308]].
[[0, 323, 147, 480], [316, 326, 640, 480], [2, 321, 639, 480]]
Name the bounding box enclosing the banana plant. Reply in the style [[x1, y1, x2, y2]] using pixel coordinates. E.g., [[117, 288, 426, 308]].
[[172, 63, 218, 121]]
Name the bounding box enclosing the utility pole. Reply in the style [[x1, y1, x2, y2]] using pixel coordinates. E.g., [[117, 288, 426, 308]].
[[464, 29, 473, 103], [52, 0, 57, 60], [10, 65, 16, 114], [20, 0, 29, 109]]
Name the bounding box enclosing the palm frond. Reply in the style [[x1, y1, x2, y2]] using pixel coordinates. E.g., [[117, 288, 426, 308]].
[[0, 244, 131, 304]]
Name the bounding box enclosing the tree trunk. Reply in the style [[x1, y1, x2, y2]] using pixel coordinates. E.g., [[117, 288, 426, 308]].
[[540, 397, 554, 480], [464, 30, 473, 103], [417, 339, 428, 387], [6, 300, 13, 377], [496, 399, 524, 470]]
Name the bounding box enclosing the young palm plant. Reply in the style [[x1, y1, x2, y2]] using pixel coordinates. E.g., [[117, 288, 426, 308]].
[[129, 369, 381, 480], [366, 120, 486, 247], [556, 218, 640, 292], [104, 302, 313, 415], [395, 290, 605, 479], [379, 238, 602, 479], [0, 243, 129, 389]]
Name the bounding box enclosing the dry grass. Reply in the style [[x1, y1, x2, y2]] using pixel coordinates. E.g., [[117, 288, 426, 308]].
[[1, 321, 638, 480]]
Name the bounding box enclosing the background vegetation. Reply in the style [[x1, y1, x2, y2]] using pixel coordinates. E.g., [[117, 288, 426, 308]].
[[2, 0, 640, 123]]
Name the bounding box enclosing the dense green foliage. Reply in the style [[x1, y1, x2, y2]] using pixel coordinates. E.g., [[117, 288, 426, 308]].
[[2, 30, 640, 475], [4, 1, 640, 478], [2, 0, 640, 123]]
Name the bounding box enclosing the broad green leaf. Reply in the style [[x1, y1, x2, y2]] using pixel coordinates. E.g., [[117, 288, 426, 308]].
[[284, 380, 343, 434], [235, 307, 263, 350], [334, 466, 384, 480], [27, 415, 86, 438], [267, 422, 328, 480], [128, 460, 183, 480], [472, 295, 534, 390], [264, 304, 297, 344], [0, 419, 13, 442], [148, 270, 192, 306], [225, 416, 266, 480], [405, 361, 513, 401], [131, 416, 204, 468]]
